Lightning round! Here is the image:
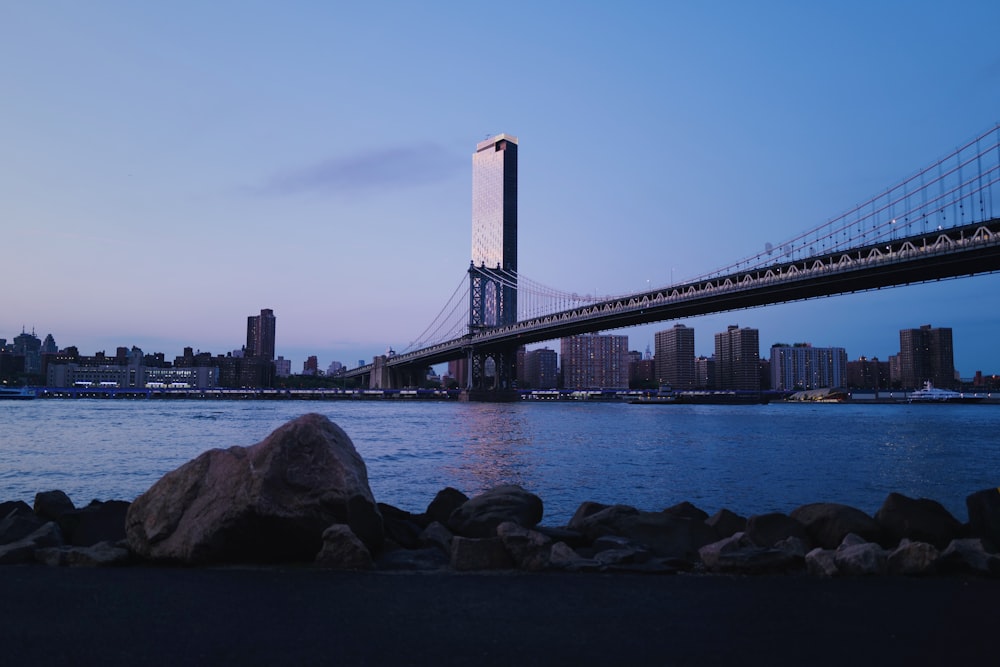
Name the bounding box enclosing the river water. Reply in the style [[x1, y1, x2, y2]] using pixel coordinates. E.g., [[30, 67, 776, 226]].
[[2, 399, 998, 525]]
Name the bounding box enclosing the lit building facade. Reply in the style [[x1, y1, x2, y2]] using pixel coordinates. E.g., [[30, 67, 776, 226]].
[[695, 355, 716, 389], [470, 133, 518, 328], [769, 344, 847, 390], [654, 324, 695, 390], [560, 334, 630, 389], [714, 325, 760, 391]]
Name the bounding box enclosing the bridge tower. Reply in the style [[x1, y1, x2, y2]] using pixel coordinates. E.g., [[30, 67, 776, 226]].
[[468, 133, 519, 393]]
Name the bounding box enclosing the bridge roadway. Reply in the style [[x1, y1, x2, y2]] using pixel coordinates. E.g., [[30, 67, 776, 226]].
[[347, 218, 1000, 378]]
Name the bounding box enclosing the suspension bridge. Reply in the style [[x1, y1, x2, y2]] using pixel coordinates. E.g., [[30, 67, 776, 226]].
[[345, 125, 1000, 393]]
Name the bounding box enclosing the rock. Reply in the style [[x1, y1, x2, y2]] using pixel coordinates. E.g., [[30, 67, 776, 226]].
[[125, 413, 383, 564], [566, 504, 639, 540], [805, 548, 839, 577], [664, 501, 709, 522], [0, 512, 47, 546], [887, 539, 939, 576], [610, 511, 718, 561], [425, 487, 469, 526], [378, 503, 423, 550], [315, 524, 373, 570], [496, 521, 552, 571], [375, 547, 449, 571], [534, 525, 588, 549], [938, 538, 1000, 576], [705, 509, 747, 539], [58, 500, 130, 547], [834, 536, 887, 575], [874, 492, 962, 549], [745, 512, 810, 548], [966, 488, 1000, 550], [591, 534, 651, 566], [447, 485, 543, 538], [567, 501, 613, 527], [699, 532, 801, 574], [548, 542, 602, 572], [36, 542, 131, 567], [450, 536, 514, 571], [0, 500, 32, 519], [790, 502, 884, 549], [0, 522, 63, 565], [775, 536, 810, 559], [419, 521, 454, 554], [34, 490, 75, 522]]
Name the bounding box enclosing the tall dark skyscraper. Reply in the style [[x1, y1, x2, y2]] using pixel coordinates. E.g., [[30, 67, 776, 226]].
[[899, 324, 954, 389], [246, 308, 276, 360], [471, 133, 518, 327]]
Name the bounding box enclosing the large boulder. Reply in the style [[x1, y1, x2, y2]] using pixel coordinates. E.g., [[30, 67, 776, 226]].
[[875, 492, 963, 549], [125, 413, 383, 564], [446, 485, 543, 538], [790, 502, 885, 549]]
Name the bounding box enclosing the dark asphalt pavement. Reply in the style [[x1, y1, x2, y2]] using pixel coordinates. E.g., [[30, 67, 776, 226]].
[[1, 566, 996, 666]]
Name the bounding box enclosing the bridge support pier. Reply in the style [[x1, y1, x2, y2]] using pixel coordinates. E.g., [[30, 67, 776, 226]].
[[462, 345, 519, 401]]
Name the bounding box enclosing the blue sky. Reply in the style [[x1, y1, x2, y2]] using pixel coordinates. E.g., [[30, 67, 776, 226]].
[[3, 1, 1000, 375]]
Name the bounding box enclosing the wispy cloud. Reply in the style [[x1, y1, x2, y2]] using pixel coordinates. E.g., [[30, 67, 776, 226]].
[[255, 143, 462, 197]]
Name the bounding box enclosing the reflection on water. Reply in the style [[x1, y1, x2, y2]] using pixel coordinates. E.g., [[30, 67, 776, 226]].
[[446, 404, 532, 493]]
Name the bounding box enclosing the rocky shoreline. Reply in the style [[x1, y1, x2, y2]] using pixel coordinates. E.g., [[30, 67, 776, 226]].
[[2, 413, 999, 577]]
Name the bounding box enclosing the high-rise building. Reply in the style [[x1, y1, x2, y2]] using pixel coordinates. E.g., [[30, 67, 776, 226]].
[[302, 355, 318, 376], [246, 308, 276, 361], [524, 347, 558, 389], [448, 357, 469, 388], [714, 325, 760, 391], [471, 133, 518, 328], [274, 356, 292, 378], [12, 329, 42, 376], [846, 356, 890, 390], [560, 334, 630, 389], [898, 324, 955, 389], [695, 355, 716, 389], [770, 343, 847, 390], [654, 324, 695, 390]]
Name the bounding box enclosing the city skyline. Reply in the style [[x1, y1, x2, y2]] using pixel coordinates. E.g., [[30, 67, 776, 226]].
[[4, 3, 1000, 374]]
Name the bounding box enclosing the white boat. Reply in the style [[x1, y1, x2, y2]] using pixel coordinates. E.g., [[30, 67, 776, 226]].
[[0, 386, 36, 400], [907, 381, 980, 403]]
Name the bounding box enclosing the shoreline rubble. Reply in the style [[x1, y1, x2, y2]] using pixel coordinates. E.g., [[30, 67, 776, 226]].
[[2, 413, 998, 577]]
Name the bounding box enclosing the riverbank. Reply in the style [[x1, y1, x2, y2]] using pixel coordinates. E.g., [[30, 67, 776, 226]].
[[1, 565, 997, 666]]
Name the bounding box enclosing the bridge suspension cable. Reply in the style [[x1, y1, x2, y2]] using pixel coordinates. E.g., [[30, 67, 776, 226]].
[[401, 273, 470, 353], [697, 123, 1000, 281]]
